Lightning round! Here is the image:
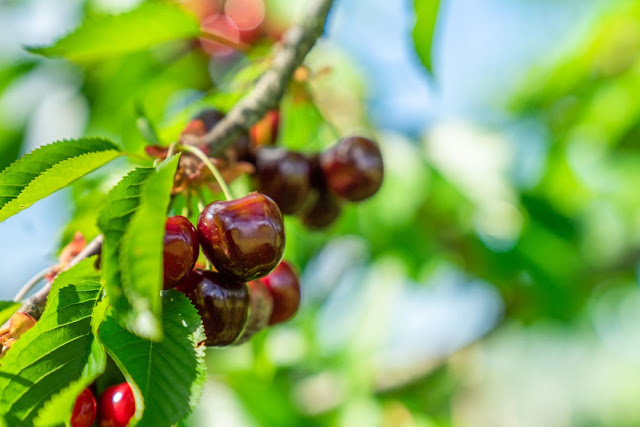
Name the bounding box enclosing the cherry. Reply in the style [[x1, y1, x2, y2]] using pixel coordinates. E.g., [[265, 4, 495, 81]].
[[193, 108, 225, 131], [250, 110, 280, 146], [163, 216, 199, 290], [235, 279, 273, 343], [319, 136, 384, 201], [260, 261, 300, 325], [191, 108, 252, 161], [197, 193, 285, 281], [224, 0, 266, 44], [199, 13, 241, 56], [300, 191, 342, 229], [254, 147, 312, 215], [98, 383, 135, 427], [70, 387, 97, 427], [179, 269, 249, 346]]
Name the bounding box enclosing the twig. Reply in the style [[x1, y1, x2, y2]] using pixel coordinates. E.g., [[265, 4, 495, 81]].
[[12, 267, 51, 302], [184, 0, 335, 156], [9, 235, 104, 322]]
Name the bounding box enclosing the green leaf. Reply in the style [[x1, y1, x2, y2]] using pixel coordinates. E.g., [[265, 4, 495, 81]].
[[99, 291, 206, 427], [34, 298, 109, 427], [0, 138, 122, 223], [0, 301, 20, 326], [0, 259, 105, 426], [28, 2, 199, 62], [98, 156, 180, 340], [412, 0, 441, 74]]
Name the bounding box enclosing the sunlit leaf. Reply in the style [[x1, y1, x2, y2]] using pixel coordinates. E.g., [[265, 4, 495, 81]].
[[28, 2, 200, 62], [0, 259, 105, 426], [0, 138, 122, 223], [99, 291, 206, 427]]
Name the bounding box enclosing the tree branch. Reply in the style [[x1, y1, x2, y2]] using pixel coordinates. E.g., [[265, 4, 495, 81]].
[[183, 0, 335, 156], [12, 235, 103, 321]]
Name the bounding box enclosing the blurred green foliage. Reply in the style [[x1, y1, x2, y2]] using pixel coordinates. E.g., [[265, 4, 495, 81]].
[[3, 0, 640, 425]]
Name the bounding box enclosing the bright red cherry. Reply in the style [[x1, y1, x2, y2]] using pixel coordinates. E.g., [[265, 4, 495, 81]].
[[254, 147, 312, 215], [197, 193, 285, 281], [260, 261, 300, 325], [163, 216, 199, 290], [235, 279, 274, 343], [99, 383, 135, 427], [70, 387, 97, 427], [319, 136, 384, 201], [179, 269, 249, 346]]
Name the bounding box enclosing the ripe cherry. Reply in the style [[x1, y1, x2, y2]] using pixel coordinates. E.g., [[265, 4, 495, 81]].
[[254, 147, 312, 215], [99, 382, 135, 427], [199, 13, 241, 56], [179, 269, 249, 346], [319, 136, 384, 201], [163, 216, 199, 290], [235, 279, 273, 343], [197, 193, 285, 281], [224, 0, 266, 44], [193, 108, 225, 131], [191, 108, 253, 161], [70, 387, 97, 427], [260, 261, 301, 325], [300, 191, 342, 229]]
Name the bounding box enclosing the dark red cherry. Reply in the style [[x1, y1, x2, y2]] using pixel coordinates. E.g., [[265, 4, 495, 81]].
[[99, 383, 135, 427], [180, 269, 249, 346], [71, 387, 97, 427], [163, 216, 199, 290], [235, 279, 273, 343], [261, 261, 300, 325], [192, 108, 253, 161], [254, 147, 312, 215], [197, 193, 285, 281], [193, 108, 225, 130], [300, 191, 342, 229], [319, 136, 384, 201], [250, 109, 280, 146]]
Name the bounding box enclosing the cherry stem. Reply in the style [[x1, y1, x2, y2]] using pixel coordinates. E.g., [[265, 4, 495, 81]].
[[13, 267, 51, 302], [179, 144, 234, 201], [198, 30, 249, 52]]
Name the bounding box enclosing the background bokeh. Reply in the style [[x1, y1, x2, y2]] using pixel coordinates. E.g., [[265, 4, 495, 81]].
[[2, 0, 640, 425]]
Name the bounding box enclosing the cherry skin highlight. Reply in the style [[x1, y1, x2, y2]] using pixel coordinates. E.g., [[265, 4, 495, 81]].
[[319, 136, 384, 202], [197, 193, 285, 281], [163, 216, 199, 290], [98, 383, 135, 427], [70, 387, 97, 427], [255, 147, 312, 215], [179, 269, 250, 346], [260, 261, 301, 325]]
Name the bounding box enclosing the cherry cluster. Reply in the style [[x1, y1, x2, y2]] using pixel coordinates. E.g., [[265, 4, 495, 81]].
[[70, 383, 134, 427], [253, 134, 384, 229], [153, 108, 383, 343], [162, 189, 300, 346]]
